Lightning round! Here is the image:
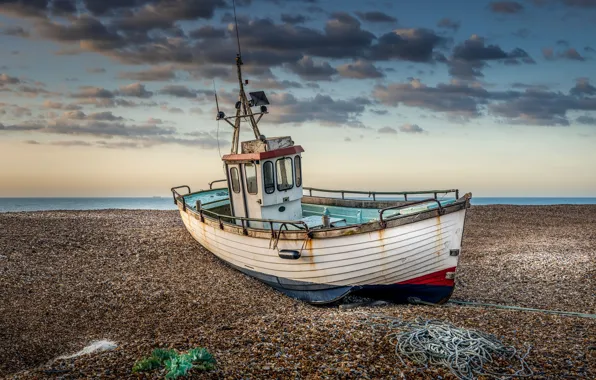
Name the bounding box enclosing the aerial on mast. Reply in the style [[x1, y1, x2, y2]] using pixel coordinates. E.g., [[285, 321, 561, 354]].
[[215, 0, 270, 154]]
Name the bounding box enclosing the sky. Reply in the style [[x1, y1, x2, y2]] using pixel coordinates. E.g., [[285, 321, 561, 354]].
[[0, 0, 595, 197]]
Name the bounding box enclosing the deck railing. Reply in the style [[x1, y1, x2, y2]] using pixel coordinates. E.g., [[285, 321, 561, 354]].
[[208, 179, 228, 189], [171, 185, 309, 234], [171, 183, 463, 233], [302, 187, 459, 202]]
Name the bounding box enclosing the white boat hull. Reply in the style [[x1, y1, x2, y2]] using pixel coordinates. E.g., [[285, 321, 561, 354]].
[[179, 205, 467, 304]]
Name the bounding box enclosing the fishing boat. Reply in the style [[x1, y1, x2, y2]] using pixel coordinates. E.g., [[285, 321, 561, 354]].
[[170, 11, 472, 305]]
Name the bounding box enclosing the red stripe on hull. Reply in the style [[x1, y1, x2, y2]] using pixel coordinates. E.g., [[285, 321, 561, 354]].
[[396, 267, 456, 287]]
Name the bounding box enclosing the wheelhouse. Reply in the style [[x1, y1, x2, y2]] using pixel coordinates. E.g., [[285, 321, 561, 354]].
[[222, 137, 304, 228]]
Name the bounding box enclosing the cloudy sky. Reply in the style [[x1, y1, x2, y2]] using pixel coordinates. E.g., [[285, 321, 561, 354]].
[[1, 0, 595, 197]]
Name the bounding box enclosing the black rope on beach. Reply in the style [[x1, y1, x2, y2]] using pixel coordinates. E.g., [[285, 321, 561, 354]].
[[362, 315, 533, 380]]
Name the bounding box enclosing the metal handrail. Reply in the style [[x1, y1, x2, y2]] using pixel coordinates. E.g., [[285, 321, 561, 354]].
[[209, 179, 228, 189], [379, 199, 444, 226], [170, 185, 191, 204], [303, 187, 459, 201], [197, 207, 309, 232]]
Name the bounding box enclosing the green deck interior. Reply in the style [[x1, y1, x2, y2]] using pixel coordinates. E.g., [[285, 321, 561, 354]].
[[182, 188, 456, 227]]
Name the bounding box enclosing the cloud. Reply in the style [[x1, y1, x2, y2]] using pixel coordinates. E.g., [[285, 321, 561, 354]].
[[513, 28, 531, 38], [453, 35, 530, 61], [56, 110, 124, 121], [280, 14, 308, 25], [378, 126, 397, 134], [110, 0, 226, 32], [188, 25, 227, 39], [87, 111, 124, 121], [570, 78, 596, 96], [0, 73, 20, 87], [16, 85, 51, 97], [436, 18, 460, 31], [576, 115, 596, 125], [35, 15, 125, 51], [118, 66, 177, 81], [43, 120, 176, 138], [543, 47, 587, 61], [0, 5, 434, 73], [369, 28, 445, 62], [375, 77, 596, 126], [42, 100, 82, 110], [1, 26, 30, 37], [399, 123, 425, 133], [86, 67, 106, 73], [226, 13, 375, 61], [489, 84, 596, 126], [355, 11, 397, 23], [71, 86, 115, 98], [511, 83, 551, 91], [559, 48, 585, 61], [49, 140, 94, 147], [285, 56, 337, 81], [266, 92, 371, 127], [489, 1, 525, 13], [117, 83, 154, 98], [448, 35, 533, 79], [96, 141, 142, 149], [337, 60, 384, 79], [249, 78, 303, 89], [373, 78, 487, 120], [159, 84, 200, 98]]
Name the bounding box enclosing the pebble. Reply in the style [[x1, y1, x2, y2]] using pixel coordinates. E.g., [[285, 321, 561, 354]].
[[0, 207, 594, 379]]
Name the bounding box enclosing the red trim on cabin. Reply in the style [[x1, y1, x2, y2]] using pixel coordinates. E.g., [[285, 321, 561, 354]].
[[396, 267, 456, 287], [222, 145, 304, 162]]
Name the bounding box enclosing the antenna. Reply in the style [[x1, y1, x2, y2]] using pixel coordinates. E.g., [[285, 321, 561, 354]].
[[213, 80, 220, 112], [232, 0, 242, 58]]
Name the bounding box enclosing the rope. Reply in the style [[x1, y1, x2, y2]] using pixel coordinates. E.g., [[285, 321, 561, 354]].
[[448, 299, 596, 319], [361, 315, 533, 380]]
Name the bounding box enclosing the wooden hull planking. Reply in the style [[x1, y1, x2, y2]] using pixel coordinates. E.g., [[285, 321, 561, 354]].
[[178, 204, 467, 304]]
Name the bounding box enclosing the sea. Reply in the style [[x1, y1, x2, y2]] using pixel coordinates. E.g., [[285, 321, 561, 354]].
[[0, 197, 595, 213]]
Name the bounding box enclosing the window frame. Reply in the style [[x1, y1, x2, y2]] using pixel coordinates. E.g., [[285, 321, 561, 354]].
[[294, 155, 302, 188], [263, 161, 275, 194], [275, 157, 294, 192], [244, 162, 258, 195], [230, 167, 240, 194]]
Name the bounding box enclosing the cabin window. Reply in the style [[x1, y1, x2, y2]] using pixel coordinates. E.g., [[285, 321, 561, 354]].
[[294, 155, 302, 187], [230, 167, 240, 193], [245, 163, 258, 194], [263, 161, 275, 194], [276, 157, 294, 191]]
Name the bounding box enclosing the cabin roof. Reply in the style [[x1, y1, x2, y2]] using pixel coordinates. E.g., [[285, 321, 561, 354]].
[[222, 145, 304, 162]]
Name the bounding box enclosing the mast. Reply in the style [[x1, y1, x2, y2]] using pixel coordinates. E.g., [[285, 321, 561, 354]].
[[218, 0, 267, 154]]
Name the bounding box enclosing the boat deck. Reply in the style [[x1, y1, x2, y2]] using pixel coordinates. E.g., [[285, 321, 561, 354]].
[[182, 188, 457, 227]]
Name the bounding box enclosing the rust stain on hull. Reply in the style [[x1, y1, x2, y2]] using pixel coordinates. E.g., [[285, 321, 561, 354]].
[[374, 229, 389, 283], [434, 215, 443, 257], [304, 238, 315, 268]]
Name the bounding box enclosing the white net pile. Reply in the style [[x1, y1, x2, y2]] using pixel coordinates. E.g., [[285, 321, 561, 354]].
[[364, 316, 533, 380]]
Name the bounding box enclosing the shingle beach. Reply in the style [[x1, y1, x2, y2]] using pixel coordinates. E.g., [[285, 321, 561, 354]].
[[1, 206, 594, 378]]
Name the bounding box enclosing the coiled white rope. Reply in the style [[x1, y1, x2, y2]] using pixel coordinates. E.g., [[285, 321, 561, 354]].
[[363, 316, 533, 380]]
